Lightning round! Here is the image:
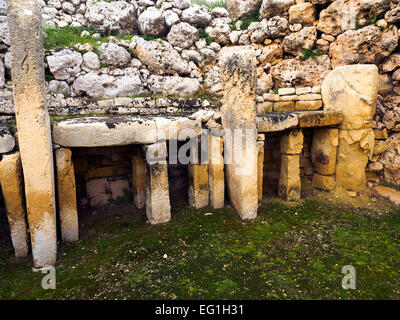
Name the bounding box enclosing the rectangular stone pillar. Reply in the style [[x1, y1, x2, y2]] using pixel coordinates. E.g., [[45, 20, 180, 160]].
[[8, 0, 57, 267], [257, 136, 265, 202], [220, 49, 258, 220], [143, 142, 171, 224], [208, 135, 224, 209], [188, 163, 209, 209], [0, 152, 28, 257], [279, 129, 303, 201], [131, 147, 146, 209], [55, 148, 78, 242]]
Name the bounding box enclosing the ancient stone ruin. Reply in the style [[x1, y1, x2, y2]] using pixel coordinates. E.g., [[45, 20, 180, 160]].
[[0, 0, 399, 267]]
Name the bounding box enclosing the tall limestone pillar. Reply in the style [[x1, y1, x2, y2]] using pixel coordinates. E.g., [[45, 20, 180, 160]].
[[0, 152, 29, 257], [322, 65, 378, 191], [220, 49, 258, 220], [143, 142, 171, 224], [55, 148, 79, 242], [209, 135, 224, 209], [257, 135, 265, 202], [8, 0, 57, 266], [131, 147, 146, 209], [279, 129, 303, 201]]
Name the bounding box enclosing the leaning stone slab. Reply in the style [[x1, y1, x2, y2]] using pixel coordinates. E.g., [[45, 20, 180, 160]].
[[8, 0, 57, 267], [52, 116, 158, 147], [55, 148, 79, 242], [322, 64, 379, 130], [256, 112, 298, 133], [0, 152, 28, 257]]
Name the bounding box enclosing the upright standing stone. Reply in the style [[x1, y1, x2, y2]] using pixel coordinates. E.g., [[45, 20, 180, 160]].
[[131, 147, 146, 209], [55, 148, 78, 242], [311, 128, 338, 176], [208, 135, 224, 209], [188, 163, 209, 209], [257, 137, 265, 202], [322, 65, 378, 191], [143, 142, 171, 224], [220, 49, 258, 220], [8, 0, 57, 267], [0, 152, 28, 257], [279, 129, 303, 201]]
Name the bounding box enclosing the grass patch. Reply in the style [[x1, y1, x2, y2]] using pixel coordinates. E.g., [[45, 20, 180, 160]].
[[191, 0, 226, 9], [0, 199, 399, 299], [298, 48, 325, 61], [198, 28, 214, 45], [238, 9, 260, 31]]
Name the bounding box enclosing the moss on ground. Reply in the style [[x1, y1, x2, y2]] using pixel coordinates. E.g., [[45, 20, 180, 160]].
[[0, 199, 399, 299]]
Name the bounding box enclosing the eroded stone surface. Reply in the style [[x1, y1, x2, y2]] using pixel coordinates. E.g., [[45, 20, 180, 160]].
[[311, 128, 338, 176], [0, 152, 28, 257], [55, 148, 79, 242]]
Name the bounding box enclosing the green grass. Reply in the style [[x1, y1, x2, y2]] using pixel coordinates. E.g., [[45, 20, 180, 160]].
[[0, 199, 399, 299], [238, 9, 260, 31], [43, 25, 136, 51], [298, 48, 326, 61], [191, 0, 226, 9], [198, 28, 214, 45]]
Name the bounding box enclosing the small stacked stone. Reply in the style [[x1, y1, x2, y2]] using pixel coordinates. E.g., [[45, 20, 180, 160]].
[[257, 86, 322, 113]]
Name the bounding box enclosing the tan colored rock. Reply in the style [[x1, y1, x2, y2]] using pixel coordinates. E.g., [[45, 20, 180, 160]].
[[336, 129, 375, 191], [311, 128, 338, 176], [55, 148, 78, 242], [270, 55, 331, 87], [312, 173, 335, 191], [8, 0, 57, 267], [280, 129, 303, 155], [226, 0, 262, 20], [220, 49, 258, 220], [317, 0, 392, 36], [144, 142, 171, 224], [274, 101, 295, 111], [374, 186, 400, 205], [378, 73, 393, 95], [0, 152, 28, 257], [374, 128, 388, 140], [209, 136, 224, 209], [131, 147, 146, 209], [188, 164, 209, 209], [259, 43, 283, 65], [374, 140, 388, 155], [289, 3, 316, 26], [382, 107, 400, 131], [257, 140, 265, 202], [329, 26, 398, 68], [322, 64, 379, 130], [381, 133, 400, 186], [295, 100, 322, 111], [278, 154, 301, 201], [380, 54, 400, 73], [297, 110, 343, 128], [283, 26, 317, 56]]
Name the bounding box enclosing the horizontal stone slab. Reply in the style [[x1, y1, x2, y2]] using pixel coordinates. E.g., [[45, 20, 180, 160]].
[[256, 111, 343, 132], [52, 115, 202, 147]]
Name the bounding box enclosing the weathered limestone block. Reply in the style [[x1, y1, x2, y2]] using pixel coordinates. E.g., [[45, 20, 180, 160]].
[[55, 148, 78, 242], [312, 173, 335, 191], [0, 125, 15, 153], [188, 164, 209, 209], [296, 111, 343, 128], [131, 148, 146, 209], [311, 128, 338, 176], [322, 65, 379, 130], [144, 142, 171, 225], [278, 154, 301, 202], [336, 129, 375, 191], [257, 139, 265, 202], [280, 129, 303, 155], [220, 48, 258, 220], [8, 0, 57, 267], [209, 135, 224, 209], [0, 152, 28, 257], [256, 112, 298, 133]]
